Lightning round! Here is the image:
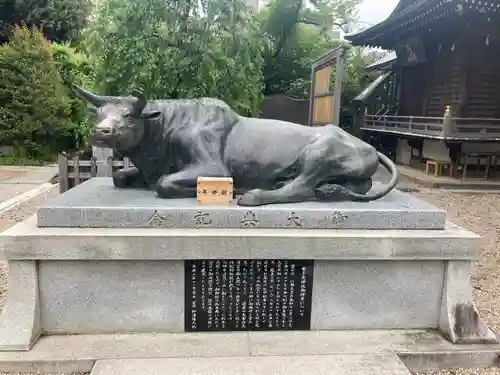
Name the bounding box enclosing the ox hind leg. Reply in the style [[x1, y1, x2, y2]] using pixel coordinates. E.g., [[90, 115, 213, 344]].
[[237, 148, 328, 206], [237, 131, 377, 206]]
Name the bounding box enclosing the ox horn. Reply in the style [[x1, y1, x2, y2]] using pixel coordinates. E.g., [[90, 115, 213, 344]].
[[130, 89, 147, 114], [71, 85, 123, 108]]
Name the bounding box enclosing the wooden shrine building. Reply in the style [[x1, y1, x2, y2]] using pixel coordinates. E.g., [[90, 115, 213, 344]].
[[346, 0, 500, 178]]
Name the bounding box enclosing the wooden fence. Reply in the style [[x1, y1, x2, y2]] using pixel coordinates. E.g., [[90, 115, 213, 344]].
[[58, 153, 133, 193]]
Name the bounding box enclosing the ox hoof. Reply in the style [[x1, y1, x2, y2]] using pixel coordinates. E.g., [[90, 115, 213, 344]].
[[237, 190, 265, 206], [112, 173, 128, 188]]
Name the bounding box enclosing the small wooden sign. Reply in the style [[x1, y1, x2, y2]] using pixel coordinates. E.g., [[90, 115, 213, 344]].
[[196, 177, 234, 205]]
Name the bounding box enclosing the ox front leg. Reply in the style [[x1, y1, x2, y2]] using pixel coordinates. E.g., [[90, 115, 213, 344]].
[[113, 167, 148, 189], [155, 164, 227, 199]]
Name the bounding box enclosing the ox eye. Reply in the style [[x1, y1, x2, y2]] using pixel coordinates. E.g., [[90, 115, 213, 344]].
[[123, 113, 132, 118]]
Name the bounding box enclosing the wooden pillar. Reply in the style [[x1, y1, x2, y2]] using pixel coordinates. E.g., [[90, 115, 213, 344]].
[[442, 105, 453, 138], [92, 146, 113, 177]]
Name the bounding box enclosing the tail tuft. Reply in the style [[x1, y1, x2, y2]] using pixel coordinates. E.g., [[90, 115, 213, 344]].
[[315, 183, 352, 201]]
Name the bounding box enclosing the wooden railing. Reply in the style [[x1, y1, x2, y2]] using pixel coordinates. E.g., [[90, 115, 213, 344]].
[[453, 118, 500, 137], [362, 114, 500, 140], [58, 152, 133, 193], [363, 115, 445, 137]]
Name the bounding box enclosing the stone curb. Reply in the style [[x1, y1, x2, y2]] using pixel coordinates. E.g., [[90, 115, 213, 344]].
[[0, 183, 58, 216]]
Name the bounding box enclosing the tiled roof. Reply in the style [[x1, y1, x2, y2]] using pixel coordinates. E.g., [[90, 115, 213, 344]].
[[365, 51, 397, 71]]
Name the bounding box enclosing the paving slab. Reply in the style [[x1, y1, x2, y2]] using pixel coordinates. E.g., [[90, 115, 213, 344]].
[[0, 166, 57, 203], [0, 183, 55, 215], [36, 178, 447, 230], [90, 354, 411, 375], [0, 330, 498, 374], [0, 169, 25, 182]]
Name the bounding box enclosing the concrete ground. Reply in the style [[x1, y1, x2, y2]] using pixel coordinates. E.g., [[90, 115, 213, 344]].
[[0, 171, 500, 375], [397, 165, 500, 190], [0, 165, 58, 205]]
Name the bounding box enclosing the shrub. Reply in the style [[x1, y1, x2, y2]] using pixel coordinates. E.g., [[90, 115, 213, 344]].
[[51, 42, 93, 150], [0, 26, 76, 160]]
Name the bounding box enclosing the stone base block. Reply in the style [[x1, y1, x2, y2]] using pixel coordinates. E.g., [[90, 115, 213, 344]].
[[34, 260, 442, 333], [0, 257, 496, 347], [439, 261, 498, 344], [36, 178, 447, 230], [0, 261, 41, 351], [0, 214, 496, 352]]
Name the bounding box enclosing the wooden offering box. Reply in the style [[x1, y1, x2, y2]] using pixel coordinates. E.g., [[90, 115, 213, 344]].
[[196, 177, 234, 205]]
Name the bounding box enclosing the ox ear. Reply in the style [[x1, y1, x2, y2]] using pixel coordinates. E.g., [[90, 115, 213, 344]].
[[130, 89, 160, 120], [71, 84, 124, 108], [140, 109, 162, 121]]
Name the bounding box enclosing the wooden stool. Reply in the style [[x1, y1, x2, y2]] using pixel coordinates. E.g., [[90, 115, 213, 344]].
[[425, 160, 452, 177]]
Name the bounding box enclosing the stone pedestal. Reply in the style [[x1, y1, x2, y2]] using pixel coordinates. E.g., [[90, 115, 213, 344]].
[[0, 178, 497, 361], [37, 178, 446, 230]]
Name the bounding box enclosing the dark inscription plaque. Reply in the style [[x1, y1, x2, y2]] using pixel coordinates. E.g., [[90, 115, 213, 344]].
[[185, 259, 314, 331]]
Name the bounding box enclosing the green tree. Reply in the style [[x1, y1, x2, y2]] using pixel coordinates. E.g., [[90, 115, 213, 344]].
[[0, 26, 76, 159], [51, 42, 93, 149], [259, 0, 362, 97], [0, 0, 92, 43], [84, 0, 264, 116], [340, 46, 380, 120]]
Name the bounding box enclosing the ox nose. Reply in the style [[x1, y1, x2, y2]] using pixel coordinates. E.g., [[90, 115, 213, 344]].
[[91, 121, 116, 137], [97, 126, 113, 136]]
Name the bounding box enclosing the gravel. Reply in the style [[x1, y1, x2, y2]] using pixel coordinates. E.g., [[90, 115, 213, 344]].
[[0, 181, 499, 375]]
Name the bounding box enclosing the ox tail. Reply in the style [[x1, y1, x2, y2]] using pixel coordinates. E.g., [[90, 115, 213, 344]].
[[315, 152, 399, 202]]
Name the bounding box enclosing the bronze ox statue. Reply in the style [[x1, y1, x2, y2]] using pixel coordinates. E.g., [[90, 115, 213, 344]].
[[72, 86, 398, 206]]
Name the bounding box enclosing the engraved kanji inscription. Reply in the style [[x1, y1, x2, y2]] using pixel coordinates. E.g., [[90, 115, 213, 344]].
[[331, 211, 348, 224], [241, 210, 259, 228], [286, 211, 302, 227], [147, 210, 166, 227], [193, 210, 212, 226], [185, 259, 314, 332]]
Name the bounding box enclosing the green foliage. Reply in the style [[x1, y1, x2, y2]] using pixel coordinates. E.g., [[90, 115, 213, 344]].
[[84, 0, 264, 116], [0, 0, 92, 43], [259, 0, 362, 97], [256, 0, 385, 127], [0, 26, 80, 159], [340, 46, 380, 117], [264, 25, 345, 98], [0, 153, 48, 166], [51, 41, 93, 148]]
